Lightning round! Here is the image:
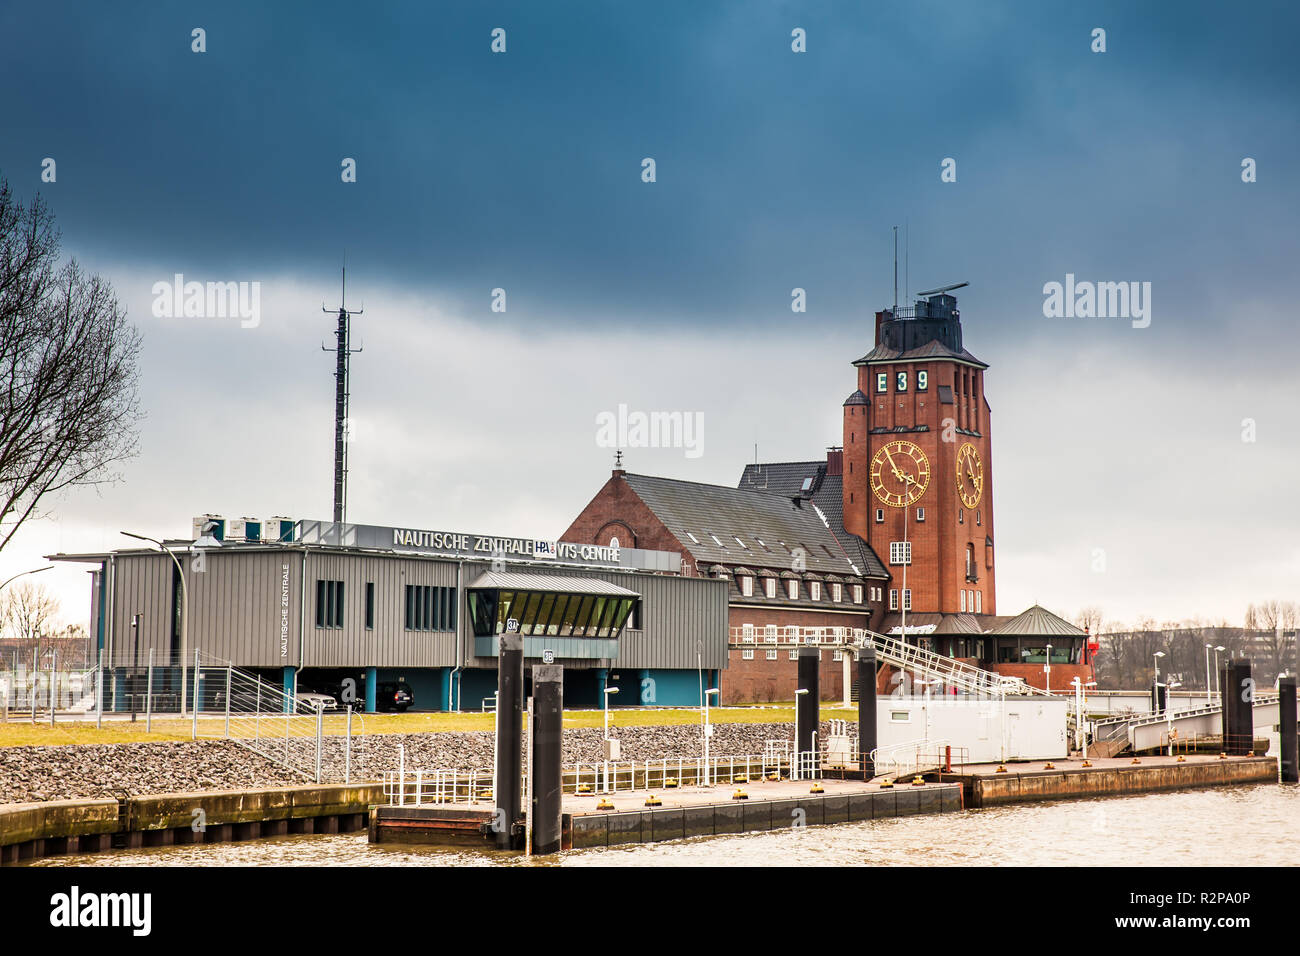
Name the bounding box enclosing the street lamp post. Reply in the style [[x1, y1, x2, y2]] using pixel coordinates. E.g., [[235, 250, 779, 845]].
[[1153, 651, 1166, 715], [602, 686, 619, 793], [121, 532, 191, 717], [1213, 646, 1226, 700], [1165, 681, 1182, 755], [1204, 644, 1214, 706], [702, 687, 719, 785], [794, 688, 809, 779], [1045, 643, 1053, 695]]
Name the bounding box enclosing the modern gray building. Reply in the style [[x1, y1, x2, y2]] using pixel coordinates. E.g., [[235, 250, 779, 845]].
[[50, 517, 729, 712]]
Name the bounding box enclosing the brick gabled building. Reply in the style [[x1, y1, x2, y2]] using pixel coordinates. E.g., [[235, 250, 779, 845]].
[[562, 468, 891, 703]]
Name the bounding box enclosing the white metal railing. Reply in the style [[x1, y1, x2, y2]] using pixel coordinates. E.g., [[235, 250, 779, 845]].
[[384, 768, 507, 806], [869, 738, 950, 779], [383, 751, 800, 806], [727, 625, 1038, 698]]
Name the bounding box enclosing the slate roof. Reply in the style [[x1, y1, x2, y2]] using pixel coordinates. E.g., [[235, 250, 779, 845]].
[[621, 473, 879, 579], [853, 340, 987, 368], [988, 604, 1085, 637], [878, 608, 1083, 637], [736, 461, 889, 579]]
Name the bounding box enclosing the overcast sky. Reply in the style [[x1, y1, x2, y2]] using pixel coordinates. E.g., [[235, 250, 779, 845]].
[[2, 0, 1298, 632]]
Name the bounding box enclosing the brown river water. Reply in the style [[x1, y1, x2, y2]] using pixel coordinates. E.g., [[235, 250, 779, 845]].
[[26, 784, 1298, 867]]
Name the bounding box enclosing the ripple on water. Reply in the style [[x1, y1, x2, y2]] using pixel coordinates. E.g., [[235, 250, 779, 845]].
[[27, 785, 1300, 867]]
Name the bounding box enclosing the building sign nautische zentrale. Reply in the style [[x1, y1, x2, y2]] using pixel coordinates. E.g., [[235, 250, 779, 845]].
[[293, 520, 682, 571], [389, 528, 620, 564]]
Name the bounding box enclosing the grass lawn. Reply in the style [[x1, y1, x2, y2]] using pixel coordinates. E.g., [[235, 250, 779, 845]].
[[0, 703, 857, 748]]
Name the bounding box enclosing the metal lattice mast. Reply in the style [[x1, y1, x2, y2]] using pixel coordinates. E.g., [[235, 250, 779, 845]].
[[322, 267, 363, 524]]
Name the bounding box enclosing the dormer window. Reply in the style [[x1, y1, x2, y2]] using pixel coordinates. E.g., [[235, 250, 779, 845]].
[[853, 585, 863, 604], [765, 578, 777, 599], [810, 582, 821, 601], [787, 580, 799, 600], [741, 576, 754, 597], [831, 583, 843, 602]]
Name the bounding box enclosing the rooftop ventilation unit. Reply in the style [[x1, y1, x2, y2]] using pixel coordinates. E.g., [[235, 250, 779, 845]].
[[192, 515, 225, 543]]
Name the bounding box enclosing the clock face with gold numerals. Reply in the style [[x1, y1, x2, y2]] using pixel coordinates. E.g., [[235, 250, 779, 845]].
[[956, 441, 983, 509], [869, 440, 930, 507]]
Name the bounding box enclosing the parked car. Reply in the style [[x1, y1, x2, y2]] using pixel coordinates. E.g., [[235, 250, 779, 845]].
[[375, 681, 413, 712], [297, 692, 338, 713]]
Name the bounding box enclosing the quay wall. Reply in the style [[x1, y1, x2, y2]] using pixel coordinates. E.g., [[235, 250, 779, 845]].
[[0, 783, 382, 864], [968, 757, 1276, 808]]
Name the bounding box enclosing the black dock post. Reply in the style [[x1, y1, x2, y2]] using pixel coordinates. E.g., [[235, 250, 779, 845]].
[[857, 646, 877, 777], [495, 631, 524, 850], [1279, 676, 1297, 783], [1221, 660, 1254, 756], [797, 647, 820, 773], [530, 664, 564, 854], [1150, 681, 1166, 715]]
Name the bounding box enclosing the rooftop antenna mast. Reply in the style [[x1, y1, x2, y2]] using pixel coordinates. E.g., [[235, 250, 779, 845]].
[[322, 263, 364, 525], [892, 225, 899, 310]]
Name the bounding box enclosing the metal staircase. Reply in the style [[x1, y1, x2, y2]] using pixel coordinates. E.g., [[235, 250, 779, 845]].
[[854, 629, 1038, 698]]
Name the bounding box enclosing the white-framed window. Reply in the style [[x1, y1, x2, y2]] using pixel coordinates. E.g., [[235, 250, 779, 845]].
[[766, 649, 778, 660], [764, 577, 777, 599], [875, 509, 884, 523], [741, 648, 754, 660], [810, 582, 821, 601], [787, 580, 799, 600], [831, 583, 843, 602], [853, 585, 864, 604], [741, 576, 754, 597], [889, 589, 899, 610], [916, 507, 925, 522], [975, 590, 982, 613], [789, 649, 799, 660], [741, 623, 755, 643], [764, 624, 777, 643], [889, 541, 912, 565], [833, 649, 843, 661], [903, 589, 912, 611], [960, 590, 967, 612]]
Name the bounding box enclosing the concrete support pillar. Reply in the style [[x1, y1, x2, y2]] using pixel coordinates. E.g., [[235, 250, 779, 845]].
[[364, 668, 378, 715], [857, 647, 878, 776], [282, 667, 295, 714], [439, 668, 451, 713], [796, 647, 819, 759], [530, 664, 564, 854], [495, 633, 524, 850], [1279, 677, 1297, 783]]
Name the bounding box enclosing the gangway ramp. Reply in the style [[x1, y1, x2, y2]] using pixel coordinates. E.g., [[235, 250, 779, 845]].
[[854, 629, 1038, 698]]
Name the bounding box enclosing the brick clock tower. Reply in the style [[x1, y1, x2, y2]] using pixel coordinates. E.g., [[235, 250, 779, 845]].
[[841, 289, 996, 618]]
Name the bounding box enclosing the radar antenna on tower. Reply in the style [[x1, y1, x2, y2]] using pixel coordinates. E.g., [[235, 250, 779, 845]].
[[321, 264, 364, 525]]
